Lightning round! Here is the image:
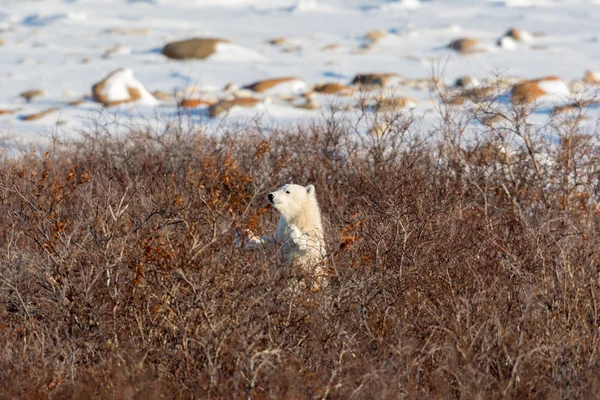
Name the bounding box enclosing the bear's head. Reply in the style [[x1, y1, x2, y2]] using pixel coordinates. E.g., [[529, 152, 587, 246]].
[[267, 184, 316, 220]]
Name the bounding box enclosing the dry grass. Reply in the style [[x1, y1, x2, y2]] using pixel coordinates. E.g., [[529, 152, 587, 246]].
[[1, 97, 600, 399]]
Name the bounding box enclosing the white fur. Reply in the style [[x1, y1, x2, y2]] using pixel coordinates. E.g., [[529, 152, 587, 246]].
[[246, 183, 327, 287]]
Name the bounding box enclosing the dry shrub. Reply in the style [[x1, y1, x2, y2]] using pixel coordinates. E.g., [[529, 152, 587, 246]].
[[0, 99, 600, 399]]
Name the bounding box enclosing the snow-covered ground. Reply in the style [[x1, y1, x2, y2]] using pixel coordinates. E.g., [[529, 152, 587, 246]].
[[1, 0, 600, 143]]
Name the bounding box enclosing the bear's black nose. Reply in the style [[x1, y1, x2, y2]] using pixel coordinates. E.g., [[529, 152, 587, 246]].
[[268, 194, 274, 203]]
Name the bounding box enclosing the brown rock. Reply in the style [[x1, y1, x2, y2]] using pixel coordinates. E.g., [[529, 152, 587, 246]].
[[365, 30, 386, 43], [583, 70, 600, 85], [243, 77, 303, 93], [448, 38, 484, 53], [68, 99, 86, 106], [0, 109, 19, 115], [0, 38, 4, 46], [313, 83, 353, 96], [162, 38, 228, 60], [152, 91, 171, 101], [321, 43, 340, 51], [91, 68, 155, 107], [351, 73, 401, 87], [267, 37, 288, 46], [106, 28, 151, 35], [208, 97, 261, 118], [511, 76, 566, 104], [375, 97, 419, 111], [22, 107, 61, 121], [504, 28, 524, 41], [178, 98, 213, 108], [447, 96, 467, 106], [20, 90, 45, 102]]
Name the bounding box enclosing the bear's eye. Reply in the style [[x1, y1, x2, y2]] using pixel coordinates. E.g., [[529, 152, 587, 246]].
[[285, 190, 290, 194]]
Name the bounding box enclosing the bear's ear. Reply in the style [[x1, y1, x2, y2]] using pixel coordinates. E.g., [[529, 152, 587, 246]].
[[305, 184, 315, 196]]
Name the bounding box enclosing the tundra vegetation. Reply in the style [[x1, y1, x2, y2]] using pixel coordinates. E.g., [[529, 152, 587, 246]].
[[1, 92, 600, 399]]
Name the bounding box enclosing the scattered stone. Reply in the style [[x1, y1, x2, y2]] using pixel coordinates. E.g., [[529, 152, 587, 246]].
[[267, 37, 288, 46], [455, 76, 481, 89], [497, 28, 533, 49], [365, 30, 386, 43], [295, 94, 320, 110], [178, 98, 213, 108], [313, 83, 353, 96], [102, 44, 132, 59], [503, 28, 534, 42], [162, 38, 229, 60], [351, 73, 402, 87], [375, 97, 419, 111], [447, 96, 467, 106], [321, 43, 340, 51], [0, 109, 19, 115], [92, 68, 158, 107], [497, 36, 518, 50], [448, 38, 485, 54], [20, 90, 45, 102], [106, 28, 151, 35], [152, 90, 171, 101], [21, 107, 61, 121], [552, 99, 596, 115], [584, 70, 600, 85], [404, 78, 433, 91], [243, 77, 307, 94], [511, 76, 570, 104], [208, 97, 261, 118]]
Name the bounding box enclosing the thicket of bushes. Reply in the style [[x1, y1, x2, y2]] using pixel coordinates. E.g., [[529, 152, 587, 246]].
[[1, 100, 600, 398]]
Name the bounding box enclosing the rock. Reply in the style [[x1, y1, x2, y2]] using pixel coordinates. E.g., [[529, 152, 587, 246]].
[[152, 90, 171, 101], [162, 38, 228, 60], [267, 37, 288, 46], [497, 28, 533, 49], [92, 68, 158, 107], [313, 83, 353, 96], [351, 73, 402, 87], [178, 99, 213, 108], [448, 38, 484, 54], [68, 99, 86, 106], [552, 99, 596, 115], [0, 38, 4, 46], [106, 28, 151, 35], [503, 28, 534, 42], [20, 90, 45, 102], [243, 77, 307, 95], [497, 36, 518, 50], [208, 97, 262, 118], [321, 43, 340, 51], [583, 70, 600, 85], [375, 97, 419, 111], [0, 109, 19, 115], [21, 107, 61, 121], [511, 76, 570, 104], [454, 76, 481, 89], [365, 30, 386, 43]]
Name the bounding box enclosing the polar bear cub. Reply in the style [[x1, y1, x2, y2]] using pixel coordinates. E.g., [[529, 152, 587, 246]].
[[247, 183, 327, 282]]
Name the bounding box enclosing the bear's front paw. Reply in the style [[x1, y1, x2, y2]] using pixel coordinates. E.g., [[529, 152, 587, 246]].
[[286, 224, 303, 240]]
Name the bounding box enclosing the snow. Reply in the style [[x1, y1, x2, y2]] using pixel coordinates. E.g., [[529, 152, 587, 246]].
[[0, 0, 600, 144]]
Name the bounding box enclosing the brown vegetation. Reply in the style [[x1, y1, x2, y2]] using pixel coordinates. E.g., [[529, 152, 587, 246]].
[[1, 98, 600, 398]]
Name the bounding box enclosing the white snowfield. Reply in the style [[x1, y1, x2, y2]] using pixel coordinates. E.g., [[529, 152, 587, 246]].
[[0, 0, 599, 143]]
